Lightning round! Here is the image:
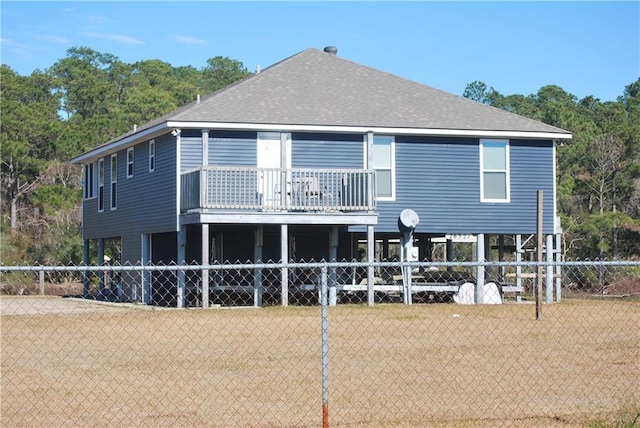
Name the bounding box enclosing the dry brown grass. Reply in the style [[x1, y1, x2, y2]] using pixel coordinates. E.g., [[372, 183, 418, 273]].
[[1, 297, 639, 427]]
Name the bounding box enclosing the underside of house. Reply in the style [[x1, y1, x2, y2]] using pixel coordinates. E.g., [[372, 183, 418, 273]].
[[87, 223, 563, 308]]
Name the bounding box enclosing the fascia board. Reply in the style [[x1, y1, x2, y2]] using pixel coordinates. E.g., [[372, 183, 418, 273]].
[[167, 121, 572, 140]]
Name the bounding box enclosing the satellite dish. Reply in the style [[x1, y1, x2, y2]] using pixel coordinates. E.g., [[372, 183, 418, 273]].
[[398, 209, 419, 232]]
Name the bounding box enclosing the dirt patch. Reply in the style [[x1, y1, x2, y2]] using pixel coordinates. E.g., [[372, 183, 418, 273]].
[[0, 296, 143, 316]]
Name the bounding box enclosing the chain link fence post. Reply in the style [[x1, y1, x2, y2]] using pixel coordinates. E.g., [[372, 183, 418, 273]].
[[320, 263, 329, 428]]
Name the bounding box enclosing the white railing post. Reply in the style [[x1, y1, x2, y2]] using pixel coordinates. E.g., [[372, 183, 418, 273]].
[[199, 167, 207, 209]]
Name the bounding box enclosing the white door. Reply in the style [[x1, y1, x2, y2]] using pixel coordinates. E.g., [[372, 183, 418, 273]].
[[257, 133, 290, 208]]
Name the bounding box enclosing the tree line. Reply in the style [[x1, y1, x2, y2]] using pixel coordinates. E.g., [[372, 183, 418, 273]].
[[1, 47, 253, 264], [1, 47, 638, 264], [463, 81, 640, 259]]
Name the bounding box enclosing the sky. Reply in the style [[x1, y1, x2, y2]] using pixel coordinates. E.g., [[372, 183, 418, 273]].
[[1, 1, 638, 102]]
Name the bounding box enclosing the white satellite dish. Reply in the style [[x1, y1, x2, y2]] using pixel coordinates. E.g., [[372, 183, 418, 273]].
[[398, 209, 420, 232]]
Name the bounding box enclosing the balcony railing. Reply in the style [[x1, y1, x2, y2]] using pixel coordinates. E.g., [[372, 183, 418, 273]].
[[181, 166, 376, 213]]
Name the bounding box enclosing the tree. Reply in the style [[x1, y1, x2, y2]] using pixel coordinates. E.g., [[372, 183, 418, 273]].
[[200, 56, 252, 93], [50, 47, 124, 121], [462, 81, 491, 104], [0, 66, 62, 231], [2, 49, 257, 264], [465, 79, 640, 259]]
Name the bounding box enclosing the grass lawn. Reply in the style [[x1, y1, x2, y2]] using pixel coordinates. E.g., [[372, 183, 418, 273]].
[[1, 297, 639, 427]]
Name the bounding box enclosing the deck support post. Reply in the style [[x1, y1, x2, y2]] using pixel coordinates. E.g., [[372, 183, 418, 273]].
[[446, 238, 454, 272], [83, 239, 90, 298], [498, 235, 505, 283], [201, 224, 210, 308], [546, 233, 554, 304], [141, 234, 151, 304], [177, 225, 186, 308], [98, 238, 105, 292], [382, 238, 389, 261], [475, 233, 485, 304], [555, 232, 562, 302], [515, 234, 523, 302], [329, 226, 338, 306], [254, 225, 264, 307], [281, 224, 289, 306], [401, 231, 413, 305], [366, 225, 375, 307], [484, 234, 492, 283]]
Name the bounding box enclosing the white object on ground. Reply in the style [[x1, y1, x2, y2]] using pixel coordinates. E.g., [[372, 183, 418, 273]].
[[453, 282, 502, 304]]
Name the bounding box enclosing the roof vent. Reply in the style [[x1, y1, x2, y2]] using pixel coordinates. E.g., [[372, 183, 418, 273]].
[[323, 46, 338, 55]]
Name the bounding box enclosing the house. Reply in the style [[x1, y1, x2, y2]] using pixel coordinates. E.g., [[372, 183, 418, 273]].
[[71, 46, 572, 307]]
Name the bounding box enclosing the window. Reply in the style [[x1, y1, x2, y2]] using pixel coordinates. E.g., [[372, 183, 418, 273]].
[[371, 135, 395, 199], [149, 140, 155, 172], [98, 159, 105, 212], [127, 147, 134, 178], [480, 140, 510, 202], [83, 163, 95, 199], [110, 154, 117, 210]]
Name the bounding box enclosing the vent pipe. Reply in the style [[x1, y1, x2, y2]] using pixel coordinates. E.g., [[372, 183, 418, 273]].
[[197, 94, 200, 104], [323, 46, 338, 55]]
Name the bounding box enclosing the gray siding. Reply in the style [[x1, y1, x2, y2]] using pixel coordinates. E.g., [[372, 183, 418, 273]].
[[292, 134, 365, 201], [83, 134, 178, 250], [210, 131, 257, 166], [181, 131, 257, 171], [370, 136, 555, 235], [183, 131, 362, 171], [292, 133, 363, 168], [180, 137, 201, 171]]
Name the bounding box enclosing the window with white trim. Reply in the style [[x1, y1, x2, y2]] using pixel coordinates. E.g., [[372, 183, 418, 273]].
[[127, 147, 134, 178], [110, 154, 117, 210], [98, 158, 105, 212], [83, 162, 95, 199], [480, 139, 510, 202], [149, 140, 155, 172], [372, 135, 395, 199]]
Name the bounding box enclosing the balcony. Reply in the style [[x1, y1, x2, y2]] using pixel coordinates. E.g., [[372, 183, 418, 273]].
[[181, 166, 376, 213]]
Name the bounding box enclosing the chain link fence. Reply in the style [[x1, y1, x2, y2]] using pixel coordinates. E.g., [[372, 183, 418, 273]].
[[2, 259, 639, 426]]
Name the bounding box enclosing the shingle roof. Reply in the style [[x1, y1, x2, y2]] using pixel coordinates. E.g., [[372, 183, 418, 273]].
[[76, 48, 571, 162], [162, 48, 568, 134]]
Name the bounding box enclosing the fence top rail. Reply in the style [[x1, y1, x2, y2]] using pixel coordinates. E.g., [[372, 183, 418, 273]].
[[1, 260, 639, 272]]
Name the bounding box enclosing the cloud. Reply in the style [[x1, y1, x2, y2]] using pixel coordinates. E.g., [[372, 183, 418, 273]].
[[170, 35, 205, 45], [0, 38, 33, 59], [83, 32, 144, 45], [1, 37, 29, 50], [36, 35, 71, 44], [85, 14, 111, 26]]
